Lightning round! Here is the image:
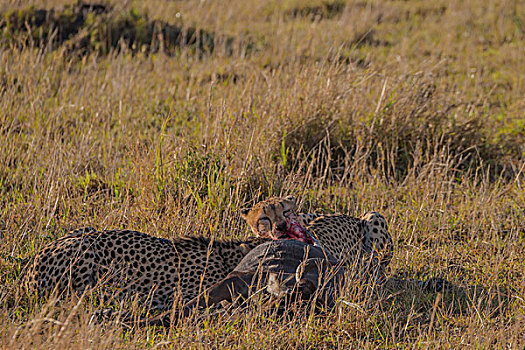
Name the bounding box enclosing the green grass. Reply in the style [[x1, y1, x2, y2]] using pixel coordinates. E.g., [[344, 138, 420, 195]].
[[0, 0, 524, 348]]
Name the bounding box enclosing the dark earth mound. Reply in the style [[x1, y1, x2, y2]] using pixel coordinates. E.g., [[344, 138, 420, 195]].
[[0, 1, 220, 55]]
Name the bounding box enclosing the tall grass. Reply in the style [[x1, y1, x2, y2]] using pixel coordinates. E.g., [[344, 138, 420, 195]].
[[0, 0, 524, 348]]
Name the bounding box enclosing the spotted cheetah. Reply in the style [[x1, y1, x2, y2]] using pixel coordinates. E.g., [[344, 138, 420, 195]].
[[25, 228, 267, 309], [240, 196, 393, 273], [25, 197, 392, 312]]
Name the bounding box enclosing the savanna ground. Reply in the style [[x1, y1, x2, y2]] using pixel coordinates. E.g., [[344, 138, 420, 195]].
[[0, 0, 524, 348]]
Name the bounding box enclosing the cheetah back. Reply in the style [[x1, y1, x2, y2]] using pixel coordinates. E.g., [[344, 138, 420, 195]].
[[305, 215, 365, 263], [305, 212, 393, 268], [25, 229, 266, 309]]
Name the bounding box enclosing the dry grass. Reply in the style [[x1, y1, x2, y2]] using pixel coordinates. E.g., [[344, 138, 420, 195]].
[[0, 0, 524, 348]]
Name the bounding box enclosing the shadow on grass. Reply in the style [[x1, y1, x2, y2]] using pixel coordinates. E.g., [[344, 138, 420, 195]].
[[379, 274, 516, 326]]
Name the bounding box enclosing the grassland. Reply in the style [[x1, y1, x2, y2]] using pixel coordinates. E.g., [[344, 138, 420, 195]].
[[0, 0, 524, 348]]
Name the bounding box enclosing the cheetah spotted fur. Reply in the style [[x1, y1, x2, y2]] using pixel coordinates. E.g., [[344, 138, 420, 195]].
[[25, 228, 266, 309]]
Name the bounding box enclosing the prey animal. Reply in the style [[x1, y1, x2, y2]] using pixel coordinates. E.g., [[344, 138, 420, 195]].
[[184, 222, 348, 313]]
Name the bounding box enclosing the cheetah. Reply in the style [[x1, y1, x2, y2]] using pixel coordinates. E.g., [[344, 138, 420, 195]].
[[25, 197, 392, 312], [25, 227, 267, 309], [240, 196, 393, 274]]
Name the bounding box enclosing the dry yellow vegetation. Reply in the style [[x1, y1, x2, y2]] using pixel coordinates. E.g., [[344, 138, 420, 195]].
[[0, 0, 524, 348]]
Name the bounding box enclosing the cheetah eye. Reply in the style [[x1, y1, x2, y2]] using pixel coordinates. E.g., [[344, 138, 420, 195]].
[[283, 210, 291, 217]]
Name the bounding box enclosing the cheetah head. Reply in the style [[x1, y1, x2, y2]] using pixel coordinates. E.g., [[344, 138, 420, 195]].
[[240, 196, 300, 239]]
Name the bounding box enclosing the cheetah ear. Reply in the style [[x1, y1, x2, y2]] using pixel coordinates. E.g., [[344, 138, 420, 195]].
[[240, 208, 251, 219]]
